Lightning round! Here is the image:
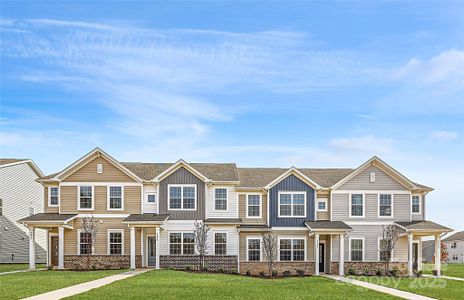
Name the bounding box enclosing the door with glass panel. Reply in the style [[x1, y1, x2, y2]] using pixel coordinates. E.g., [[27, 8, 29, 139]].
[[148, 237, 156, 267]]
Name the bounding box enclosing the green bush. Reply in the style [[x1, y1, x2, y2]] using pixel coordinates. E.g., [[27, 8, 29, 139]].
[[283, 270, 291, 277], [245, 270, 251, 276], [348, 267, 356, 275], [296, 269, 305, 277], [272, 269, 278, 278]]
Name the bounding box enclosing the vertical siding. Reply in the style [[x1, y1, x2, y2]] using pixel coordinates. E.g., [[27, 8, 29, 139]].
[[159, 167, 205, 220], [269, 174, 315, 227], [238, 194, 267, 224], [339, 166, 407, 190], [63, 156, 136, 182], [205, 185, 239, 219]]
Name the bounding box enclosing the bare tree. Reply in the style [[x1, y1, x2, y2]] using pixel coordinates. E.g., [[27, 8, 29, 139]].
[[261, 229, 278, 278], [193, 221, 210, 271], [80, 216, 100, 270], [379, 225, 400, 275]]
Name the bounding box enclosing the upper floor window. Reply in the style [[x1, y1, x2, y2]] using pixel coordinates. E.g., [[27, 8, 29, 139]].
[[411, 195, 421, 214], [451, 242, 457, 249], [215, 233, 227, 255], [278, 192, 306, 217], [379, 194, 393, 217], [247, 238, 261, 261], [246, 194, 261, 218], [108, 230, 123, 255], [147, 194, 156, 203], [79, 231, 92, 255], [350, 238, 363, 261], [78, 186, 93, 210], [169, 232, 195, 255], [279, 238, 305, 261], [214, 188, 227, 210], [168, 185, 196, 210], [49, 187, 59, 206], [108, 186, 123, 210], [350, 194, 364, 217], [316, 198, 328, 212]]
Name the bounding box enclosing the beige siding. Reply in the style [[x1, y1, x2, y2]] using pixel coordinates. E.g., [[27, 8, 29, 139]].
[[316, 192, 330, 220], [239, 194, 267, 224], [60, 186, 78, 213], [44, 183, 59, 213], [63, 156, 135, 182], [339, 166, 407, 190]]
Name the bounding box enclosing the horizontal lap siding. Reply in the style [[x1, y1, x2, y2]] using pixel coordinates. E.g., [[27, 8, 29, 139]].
[[206, 185, 238, 219], [411, 195, 425, 221], [63, 156, 136, 182], [339, 166, 406, 190], [44, 183, 59, 213], [238, 194, 267, 224], [207, 226, 239, 256]]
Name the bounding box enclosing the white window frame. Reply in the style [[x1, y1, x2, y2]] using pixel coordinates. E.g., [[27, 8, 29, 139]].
[[316, 198, 328, 212], [246, 236, 262, 261], [370, 172, 376, 183], [107, 186, 124, 211], [168, 184, 197, 211], [214, 232, 228, 255], [411, 194, 422, 214], [214, 188, 228, 211], [107, 229, 125, 255], [349, 237, 365, 262], [378, 193, 394, 218], [169, 231, 195, 255], [77, 229, 94, 255], [377, 237, 391, 262], [147, 193, 156, 204], [48, 186, 60, 207], [277, 236, 306, 262], [77, 185, 94, 211], [246, 194, 262, 218], [278, 191, 307, 218], [349, 193, 365, 218]]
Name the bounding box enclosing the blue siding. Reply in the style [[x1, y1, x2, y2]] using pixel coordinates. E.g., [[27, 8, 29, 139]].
[[269, 174, 315, 227]]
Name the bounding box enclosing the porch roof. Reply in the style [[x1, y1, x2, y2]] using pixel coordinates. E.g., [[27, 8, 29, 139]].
[[304, 221, 352, 233], [394, 221, 452, 235], [205, 218, 242, 224], [122, 213, 169, 224], [238, 224, 270, 232], [18, 213, 77, 224]]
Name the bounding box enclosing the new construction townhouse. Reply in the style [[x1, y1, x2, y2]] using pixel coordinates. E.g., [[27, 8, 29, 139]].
[[19, 148, 452, 276]]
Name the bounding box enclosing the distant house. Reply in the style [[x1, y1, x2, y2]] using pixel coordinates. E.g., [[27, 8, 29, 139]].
[[444, 231, 464, 264], [0, 159, 46, 263], [422, 240, 436, 263]]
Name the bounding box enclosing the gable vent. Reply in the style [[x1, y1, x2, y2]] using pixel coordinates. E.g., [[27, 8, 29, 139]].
[[370, 172, 375, 183], [97, 164, 103, 174]]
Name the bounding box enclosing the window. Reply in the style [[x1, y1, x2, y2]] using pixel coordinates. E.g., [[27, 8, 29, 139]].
[[49, 187, 59, 206], [379, 194, 392, 217], [0, 199, 2, 216], [370, 172, 376, 183], [350, 194, 364, 217], [168, 185, 196, 210], [169, 233, 195, 255], [412, 195, 421, 213], [79, 186, 93, 210], [350, 238, 363, 261], [317, 198, 328, 212], [214, 188, 227, 210], [108, 186, 123, 210], [378, 238, 389, 261], [451, 242, 457, 249], [278, 192, 306, 217], [247, 238, 261, 261], [247, 194, 261, 218], [79, 232, 92, 255], [215, 233, 227, 255], [97, 163, 103, 173], [453, 255, 458, 261], [108, 230, 123, 255], [147, 194, 156, 203], [279, 238, 305, 261]]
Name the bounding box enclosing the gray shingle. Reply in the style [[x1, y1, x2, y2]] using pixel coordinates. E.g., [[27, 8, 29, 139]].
[[443, 231, 464, 242], [18, 213, 77, 223], [123, 214, 169, 222], [395, 221, 452, 232], [205, 218, 242, 224], [0, 158, 28, 166], [305, 221, 352, 230]]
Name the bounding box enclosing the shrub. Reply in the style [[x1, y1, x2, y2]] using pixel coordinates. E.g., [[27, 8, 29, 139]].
[[185, 265, 192, 271], [218, 267, 225, 273], [362, 267, 370, 276], [389, 266, 399, 277], [283, 270, 291, 277], [415, 270, 422, 277], [375, 269, 382, 276], [296, 269, 305, 277], [47, 265, 53, 271], [259, 271, 266, 277], [91, 265, 97, 270], [246, 270, 251, 276], [229, 268, 237, 274], [272, 269, 278, 278], [201, 265, 208, 272], [348, 267, 356, 276]]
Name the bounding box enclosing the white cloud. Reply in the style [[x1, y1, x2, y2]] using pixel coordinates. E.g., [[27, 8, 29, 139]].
[[430, 130, 459, 142], [329, 135, 395, 155]]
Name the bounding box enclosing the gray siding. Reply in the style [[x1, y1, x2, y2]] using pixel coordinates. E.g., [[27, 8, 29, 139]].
[[339, 166, 406, 190], [269, 174, 315, 227], [411, 195, 425, 221], [159, 167, 205, 220]]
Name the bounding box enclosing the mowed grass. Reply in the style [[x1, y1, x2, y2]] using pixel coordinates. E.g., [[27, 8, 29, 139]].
[[423, 263, 464, 278], [68, 270, 399, 300], [355, 276, 464, 300], [0, 264, 46, 273], [0, 269, 125, 300]]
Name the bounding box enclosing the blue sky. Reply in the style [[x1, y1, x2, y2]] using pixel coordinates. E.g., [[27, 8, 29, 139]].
[[1, 1, 463, 231]]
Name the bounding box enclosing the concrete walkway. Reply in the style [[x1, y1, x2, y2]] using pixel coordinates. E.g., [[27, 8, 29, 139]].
[[325, 275, 436, 300], [0, 268, 46, 276], [23, 268, 151, 300], [423, 274, 464, 282]]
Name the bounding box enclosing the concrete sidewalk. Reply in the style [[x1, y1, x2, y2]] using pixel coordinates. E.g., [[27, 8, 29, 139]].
[[0, 268, 46, 276], [325, 275, 436, 300], [423, 274, 464, 282], [23, 268, 151, 300]]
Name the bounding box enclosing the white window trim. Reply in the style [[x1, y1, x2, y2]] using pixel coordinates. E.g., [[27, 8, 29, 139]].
[[411, 194, 422, 214], [146, 193, 156, 204], [213, 187, 228, 211], [378, 193, 394, 218], [167, 184, 197, 211], [246, 194, 262, 218], [48, 186, 60, 207], [77, 229, 95, 255], [377, 237, 391, 262], [107, 229, 125, 255], [349, 237, 365, 262], [277, 191, 307, 218], [316, 198, 328, 212], [246, 236, 262, 262], [168, 231, 195, 255], [277, 236, 306, 262], [213, 231, 228, 255], [349, 193, 365, 218], [77, 185, 94, 211], [107, 186, 124, 211]]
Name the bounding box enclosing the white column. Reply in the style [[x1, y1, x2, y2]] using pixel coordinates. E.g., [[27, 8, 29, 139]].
[[155, 227, 160, 269], [314, 234, 320, 276], [58, 226, 64, 269], [45, 230, 49, 267], [339, 234, 344, 276], [435, 234, 441, 276], [408, 233, 413, 276], [29, 227, 35, 269], [140, 228, 145, 268], [130, 227, 136, 269]]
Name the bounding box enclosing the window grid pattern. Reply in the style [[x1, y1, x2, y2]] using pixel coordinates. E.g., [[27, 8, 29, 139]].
[[279, 192, 305, 217], [109, 186, 122, 209], [247, 195, 261, 217], [215, 233, 227, 255], [80, 232, 92, 255], [379, 194, 392, 216], [50, 187, 59, 205], [169, 186, 196, 210], [248, 239, 261, 261], [279, 239, 305, 261], [79, 186, 93, 209], [351, 194, 363, 216], [214, 188, 227, 210], [412, 196, 420, 213], [317, 201, 326, 210], [147, 194, 156, 203], [379, 239, 389, 261], [350, 239, 363, 261], [169, 233, 195, 255], [109, 232, 122, 255]]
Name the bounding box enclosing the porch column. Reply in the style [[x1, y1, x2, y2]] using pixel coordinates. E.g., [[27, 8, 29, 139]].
[[130, 227, 136, 269], [45, 230, 49, 267], [435, 234, 441, 276], [339, 234, 344, 276], [58, 226, 64, 269], [408, 233, 413, 276], [28, 226, 35, 269], [155, 227, 160, 269], [314, 234, 320, 276], [140, 228, 145, 268]]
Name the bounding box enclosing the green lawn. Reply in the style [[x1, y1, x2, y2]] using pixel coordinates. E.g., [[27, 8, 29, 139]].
[[0, 264, 46, 273], [0, 269, 125, 300], [355, 276, 464, 300], [68, 270, 399, 300], [423, 263, 464, 278]]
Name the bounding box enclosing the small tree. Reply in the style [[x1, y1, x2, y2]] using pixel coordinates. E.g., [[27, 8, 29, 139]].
[[261, 229, 278, 278], [193, 221, 210, 271], [379, 225, 400, 275], [80, 216, 100, 270], [440, 241, 448, 263]]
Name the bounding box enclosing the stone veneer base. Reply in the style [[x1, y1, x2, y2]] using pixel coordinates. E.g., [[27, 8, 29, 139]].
[[239, 262, 315, 276], [329, 262, 408, 276], [64, 255, 142, 270], [160, 255, 238, 272]]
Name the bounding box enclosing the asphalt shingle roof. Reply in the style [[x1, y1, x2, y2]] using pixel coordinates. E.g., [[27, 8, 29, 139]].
[[0, 158, 28, 166], [123, 214, 169, 222], [205, 218, 242, 223], [305, 221, 352, 230], [395, 221, 452, 232], [18, 213, 77, 222], [444, 231, 464, 242]]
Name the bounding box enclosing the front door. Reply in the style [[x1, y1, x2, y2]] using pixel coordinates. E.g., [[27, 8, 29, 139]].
[[319, 243, 325, 273], [50, 236, 58, 266], [148, 237, 156, 267], [413, 243, 419, 271]]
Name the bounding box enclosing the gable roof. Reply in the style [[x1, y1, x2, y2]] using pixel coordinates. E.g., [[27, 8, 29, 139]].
[[444, 231, 464, 242], [0, 158, 44, 177], [264, 167, 322, 190]]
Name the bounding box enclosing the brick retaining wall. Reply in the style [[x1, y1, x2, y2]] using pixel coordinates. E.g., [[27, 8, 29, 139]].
[[160, 255, 237, 272], [64, 255, 142, 270], [239, 262, 315, 276]]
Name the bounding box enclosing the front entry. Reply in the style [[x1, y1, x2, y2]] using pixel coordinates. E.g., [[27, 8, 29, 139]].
[[319, 243, 325, 273], [413, 242, 419, 271], [50, 236, 59, 267], [148, 237, 156, 267]]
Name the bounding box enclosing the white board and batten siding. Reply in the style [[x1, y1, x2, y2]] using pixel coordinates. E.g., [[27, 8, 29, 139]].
[[205, 185, 239, 219]]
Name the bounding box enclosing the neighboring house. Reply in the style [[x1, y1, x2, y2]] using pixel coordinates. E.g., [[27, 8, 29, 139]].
[[421, 240, 436, 263], [19, 148, 452, 276], [444, 231, 464, 263], [0, 159, 46, 263]]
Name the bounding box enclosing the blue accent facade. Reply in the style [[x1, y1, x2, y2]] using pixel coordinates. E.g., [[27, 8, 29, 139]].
[[269, 174, 315, 227]]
